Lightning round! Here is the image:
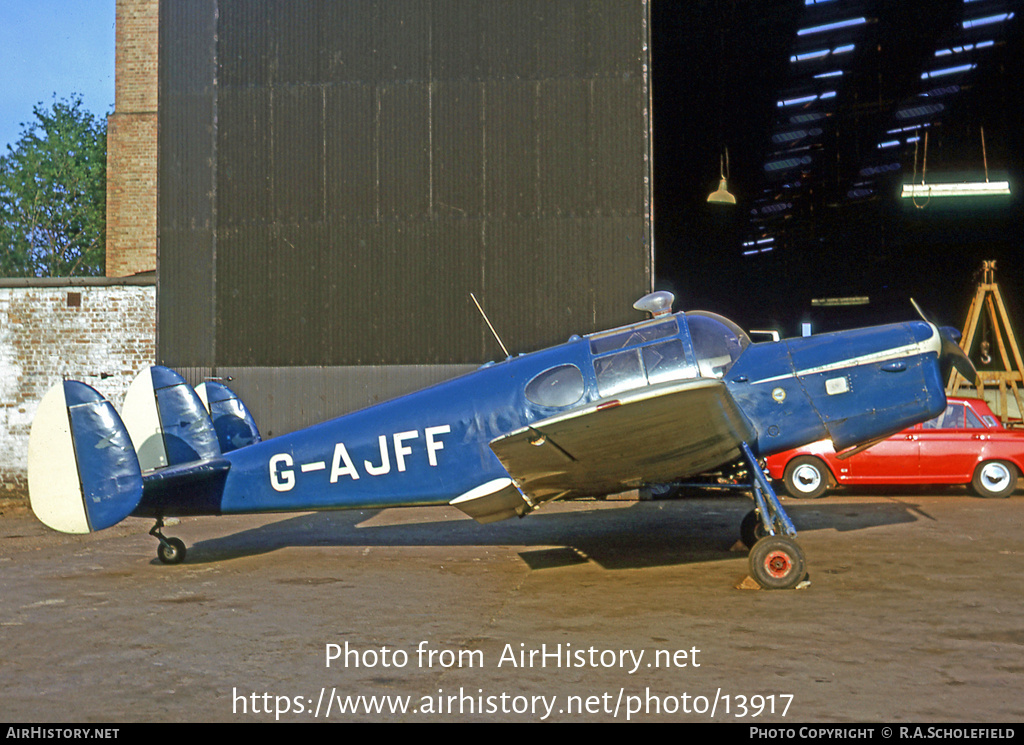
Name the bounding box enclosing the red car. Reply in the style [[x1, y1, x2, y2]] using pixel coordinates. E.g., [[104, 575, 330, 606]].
[[765, 397, 1023, 499]]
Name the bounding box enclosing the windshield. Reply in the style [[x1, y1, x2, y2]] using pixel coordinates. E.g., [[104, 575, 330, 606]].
[[686, 312, 751, 378]]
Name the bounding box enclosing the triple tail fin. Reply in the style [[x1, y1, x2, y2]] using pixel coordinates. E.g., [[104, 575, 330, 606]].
[[28, 367, 260, 534]]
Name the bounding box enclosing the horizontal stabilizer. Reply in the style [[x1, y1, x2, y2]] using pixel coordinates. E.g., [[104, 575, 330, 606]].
[[122, 367, 220, 470], [135, 457, 231, 518], [449, 478, 533, 523], [195, 381, 261, 453], [28, 381, 143, 534]]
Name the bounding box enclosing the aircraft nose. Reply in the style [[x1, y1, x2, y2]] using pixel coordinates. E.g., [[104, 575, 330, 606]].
[[937, 325, 980, 386], [910, 300, 979, 387]]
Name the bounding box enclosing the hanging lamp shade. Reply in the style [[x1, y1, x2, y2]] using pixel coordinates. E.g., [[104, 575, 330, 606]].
[[708, 177, 736, 204], [707, 150, 736, 204]]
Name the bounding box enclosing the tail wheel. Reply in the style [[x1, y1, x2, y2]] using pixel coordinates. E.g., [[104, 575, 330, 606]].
[[782, 456, 832, 499], [971, 460, 1018, 499], [748, 536, 806, 590], [157, 537, 187, 565]]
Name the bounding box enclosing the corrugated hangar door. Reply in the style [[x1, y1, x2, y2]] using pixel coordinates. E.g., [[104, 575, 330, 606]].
[[158, 0, 653, 434]]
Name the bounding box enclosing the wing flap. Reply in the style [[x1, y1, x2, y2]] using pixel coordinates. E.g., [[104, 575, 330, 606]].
[[449, 478, 533, 523], [490, 378, 754, 502]]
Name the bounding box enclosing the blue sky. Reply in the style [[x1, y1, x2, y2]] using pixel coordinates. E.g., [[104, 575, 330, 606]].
[[0, 0, 115, 153]]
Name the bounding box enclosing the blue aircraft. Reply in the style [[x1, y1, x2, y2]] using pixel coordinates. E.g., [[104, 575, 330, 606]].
[[26, 291, 976, 589]]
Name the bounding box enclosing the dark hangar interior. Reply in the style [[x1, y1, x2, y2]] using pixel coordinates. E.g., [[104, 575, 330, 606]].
[[653, 0, 1022, 334]]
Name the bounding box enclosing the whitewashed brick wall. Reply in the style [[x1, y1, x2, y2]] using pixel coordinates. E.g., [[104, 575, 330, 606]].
[[0, 279, 156, 497]]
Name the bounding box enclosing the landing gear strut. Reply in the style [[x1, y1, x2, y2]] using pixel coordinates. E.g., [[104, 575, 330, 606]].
[[739, 443, 807, 590], [150, 519, 187, 565]]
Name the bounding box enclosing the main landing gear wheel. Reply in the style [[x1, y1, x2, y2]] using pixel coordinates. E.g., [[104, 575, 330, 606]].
[[782, 456, 831, 499], [748, 536, 806, 590], [971, 460, 1018, 499], [737, 442, 807, 589]]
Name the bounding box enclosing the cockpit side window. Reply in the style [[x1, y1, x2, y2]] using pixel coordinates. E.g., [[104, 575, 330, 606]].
[[593, 338, 696, 397], [594, 349, 645, 397], [643, 339, 694, 384], [525, 364, 586, 408], [590, 319, 678, 356]]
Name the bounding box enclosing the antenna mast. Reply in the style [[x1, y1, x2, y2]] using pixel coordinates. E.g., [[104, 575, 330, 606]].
[[470, 293, 510, 358]]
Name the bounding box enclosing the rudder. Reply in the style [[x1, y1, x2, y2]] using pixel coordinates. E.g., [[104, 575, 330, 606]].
[[28, 380, 144, 534], [195, 380, 261, 453], [121, 366, 221, 470]]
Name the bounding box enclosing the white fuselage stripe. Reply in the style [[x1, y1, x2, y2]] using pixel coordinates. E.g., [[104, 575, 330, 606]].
[[749, 324, 942, 385]]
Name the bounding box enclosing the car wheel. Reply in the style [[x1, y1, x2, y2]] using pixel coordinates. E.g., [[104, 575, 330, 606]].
[[970, 460, 1018, 499], [782, 456, 832, 499]]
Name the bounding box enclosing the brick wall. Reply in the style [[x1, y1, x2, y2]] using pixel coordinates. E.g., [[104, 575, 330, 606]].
[[0, 280, 156, 498], [106, 0, 158, 277]]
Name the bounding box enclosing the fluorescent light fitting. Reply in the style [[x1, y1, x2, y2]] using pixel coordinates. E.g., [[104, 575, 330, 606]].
[[791, 44, 855, 63], [936, 40, 994, 56], [895, 102, 945, 119], [887, 123, 930, 134], [797, 17, 867, 36], [812, 297, 870, 307], [900, 181, 1010, 198], [792, 48, 830, 62], [773, 129, 809, 143], [777, 91, 835, 108], [790, 112, 826, 124], [778, 94, 819, 107], [963, 13, 1014, 29], [921, 63, 976, 79]]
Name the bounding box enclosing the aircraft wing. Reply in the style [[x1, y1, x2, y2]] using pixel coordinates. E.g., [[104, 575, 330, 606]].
[[489, 378, 755, 505]]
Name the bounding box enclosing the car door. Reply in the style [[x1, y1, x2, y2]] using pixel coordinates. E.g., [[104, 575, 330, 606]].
[[915, 401, 987, 481], [844, 425, 921, 483]]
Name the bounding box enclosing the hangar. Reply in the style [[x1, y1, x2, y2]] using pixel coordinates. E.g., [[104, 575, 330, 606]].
[[105, 1, 1022, 436]]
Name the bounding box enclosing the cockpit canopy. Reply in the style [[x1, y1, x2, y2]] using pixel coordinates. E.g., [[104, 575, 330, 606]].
[[586, 308, 750, 399], [524, 295, 752, 410]]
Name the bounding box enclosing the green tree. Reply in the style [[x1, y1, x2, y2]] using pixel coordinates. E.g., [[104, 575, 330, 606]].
[[0, 96, 106, 277]]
